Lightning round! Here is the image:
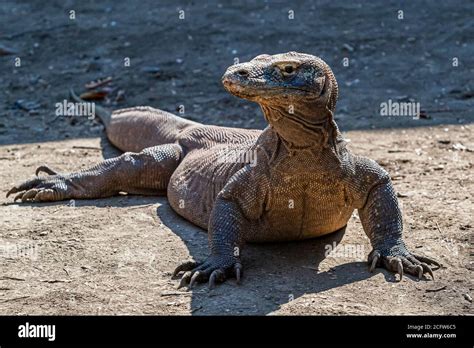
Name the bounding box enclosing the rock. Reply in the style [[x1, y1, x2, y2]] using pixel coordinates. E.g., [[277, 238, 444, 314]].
[[397, 192, 413, 198], [452, 143, 467, 151], [0, 43, 17, 56], [14, 100, 41, 111], [342, 43, 354, 52], [425, 285, 447, 292]]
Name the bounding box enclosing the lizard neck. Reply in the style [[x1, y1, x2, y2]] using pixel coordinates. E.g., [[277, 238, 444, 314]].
[[259, 103, 341, 153]]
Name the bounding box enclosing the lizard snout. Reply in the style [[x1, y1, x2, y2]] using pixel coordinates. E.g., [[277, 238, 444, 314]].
[[222, 68, 249, 95], [222, 68, 248, 85]]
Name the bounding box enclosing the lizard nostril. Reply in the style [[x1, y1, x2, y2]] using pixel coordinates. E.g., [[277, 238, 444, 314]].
[[237, 69, 249, 77]]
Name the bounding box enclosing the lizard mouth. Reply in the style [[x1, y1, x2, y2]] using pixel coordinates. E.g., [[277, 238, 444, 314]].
[[222, 77, 316, 100]]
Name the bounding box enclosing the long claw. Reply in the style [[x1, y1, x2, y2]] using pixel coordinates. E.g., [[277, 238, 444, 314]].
[[21, 189, 39, 202], [415, 265, 423, 279], [35, 165, 57, 176], [234, 263, 242, 284], [14, 192, 25, 202], [370, 249, 439, 282], [173, 261, 197, 277], [413, 253, 441, 268], [421, 263, 434, 280], [177, 271, 192, 289], [7, 178, 41, 199], [396, 260, 403, 281], [6, 187, 18, 198], [369, 251, 380, 272], [209, 270, 218, 289], [208, 269, 225, 289], [175, 256, 238, 289], [189, 271, 200, 288]]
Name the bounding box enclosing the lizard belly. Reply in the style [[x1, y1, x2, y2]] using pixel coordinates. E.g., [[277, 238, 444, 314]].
[[253, 174, 354, 242], [167, 147, 248, 229]]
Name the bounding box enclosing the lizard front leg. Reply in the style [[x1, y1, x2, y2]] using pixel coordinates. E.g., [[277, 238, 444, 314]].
[[173, 165, 267, 289], [7, 144, 182, 202], [174, 196, 246, 289], [359, 178, 441, 281]]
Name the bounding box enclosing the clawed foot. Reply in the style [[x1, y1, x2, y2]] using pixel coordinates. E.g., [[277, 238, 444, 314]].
[[173, 255, 242, 289], [368, 247, 441, 281], [7, 165, 71, 202]]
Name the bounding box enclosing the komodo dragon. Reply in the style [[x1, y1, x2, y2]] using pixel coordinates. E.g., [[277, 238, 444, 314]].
[[7, 52, 440, 288]]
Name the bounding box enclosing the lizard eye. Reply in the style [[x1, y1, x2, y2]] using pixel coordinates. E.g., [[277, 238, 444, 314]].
[[277, 63, 298, 77]]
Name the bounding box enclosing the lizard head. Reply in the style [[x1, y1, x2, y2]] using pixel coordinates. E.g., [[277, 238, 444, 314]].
[[222, 52, 339, 148], [222, 51, 338, 115]]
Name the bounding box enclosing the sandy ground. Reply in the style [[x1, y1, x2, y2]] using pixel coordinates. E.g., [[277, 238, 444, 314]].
[[0, 0, 472, 315]]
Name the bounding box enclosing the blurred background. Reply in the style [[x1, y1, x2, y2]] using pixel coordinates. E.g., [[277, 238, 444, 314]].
[[0, 0, 473, 146]]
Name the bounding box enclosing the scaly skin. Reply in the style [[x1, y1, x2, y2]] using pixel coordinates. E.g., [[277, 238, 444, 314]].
[[7, 52, 440, 289]]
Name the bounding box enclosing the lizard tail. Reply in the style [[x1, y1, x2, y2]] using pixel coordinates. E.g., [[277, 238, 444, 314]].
[[69, 88, 112, 128]]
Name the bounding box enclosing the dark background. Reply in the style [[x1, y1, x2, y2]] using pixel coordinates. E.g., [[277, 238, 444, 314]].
[[0, 0, 472, 146]]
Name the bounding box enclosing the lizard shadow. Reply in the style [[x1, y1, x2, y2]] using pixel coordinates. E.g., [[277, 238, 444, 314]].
[[7, 193, 411, 315], [99, 135, 122, 159], [3, 195, 161, 208], [155, 203, 381, 315]]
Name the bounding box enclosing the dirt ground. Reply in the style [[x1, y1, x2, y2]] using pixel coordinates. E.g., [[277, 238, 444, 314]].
[[0, 1, 472, 315]]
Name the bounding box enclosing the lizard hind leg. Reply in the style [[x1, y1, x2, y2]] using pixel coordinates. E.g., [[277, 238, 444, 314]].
[[7, 144, 183, 202]]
